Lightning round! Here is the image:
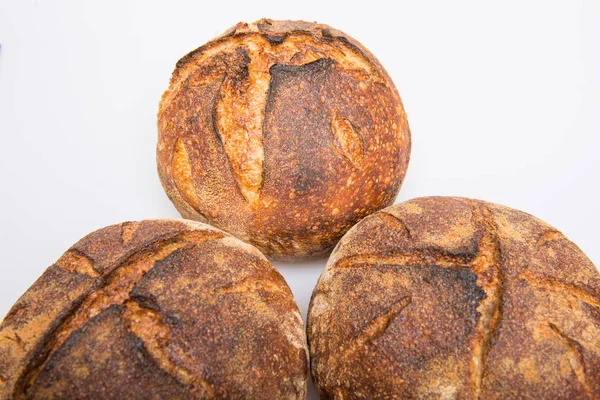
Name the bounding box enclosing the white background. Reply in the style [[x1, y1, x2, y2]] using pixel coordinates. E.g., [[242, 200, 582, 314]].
[[0, 1, 598, 398]]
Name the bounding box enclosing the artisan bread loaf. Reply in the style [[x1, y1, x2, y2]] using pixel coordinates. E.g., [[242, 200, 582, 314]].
[[157, 18, 411, 260], [0, 219, 307, 399], [308, 197, 600, 399]]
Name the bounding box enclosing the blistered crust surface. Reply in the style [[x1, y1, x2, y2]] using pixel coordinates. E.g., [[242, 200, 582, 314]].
[[0, 219, 308, 399], [157, 19, 411, 260], [308, 197, 600, 399]]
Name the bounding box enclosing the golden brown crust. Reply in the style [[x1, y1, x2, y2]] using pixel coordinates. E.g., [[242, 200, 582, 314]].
[[157, 19, 411, 260], [308, 197, 600, 399], [0, 219, 308, 399]]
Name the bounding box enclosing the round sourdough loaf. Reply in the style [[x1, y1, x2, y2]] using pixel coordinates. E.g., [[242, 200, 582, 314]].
[[0, 220, 308, 399], [308, 197, 600, 399], [157, 19, 411, 260]]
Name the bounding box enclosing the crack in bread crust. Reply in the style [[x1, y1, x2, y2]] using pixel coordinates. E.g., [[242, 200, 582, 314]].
[[519, 272, 600, 312], [377, 211, 412, 238], [120, 222, 138, 243], [171, 137, 207, 221], [13, 231, 224, 398], [55, 249, 99, 277], [3, 333, 25, 351], [216, 277, 287, 297], [331, 113, 365, 168], [122, 300, 216, 399], [548, 322, 592, 398], [468, 204, 504, 400], [214, 47, 267, 206], [332, 251, 474, 271], [535, 230, 565, 250], [348, 296, 411, 355], [322, 296, 411, 400]]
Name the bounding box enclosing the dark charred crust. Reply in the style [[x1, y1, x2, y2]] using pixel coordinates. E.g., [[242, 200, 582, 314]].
[[269, 57, 334, 76], [256, 19, 274, 31], [174, 23, 379, 80], [234, 47, 251, 82], [333, 36, 375, 66], [293, 169, 318, 195], [26, 304, 189, 399], [265, 34, 285, 45], [13, 292, 90, 397], [129, 293, 161, 312], [320, 27, 334, 38], [163, 313, 181, 326]]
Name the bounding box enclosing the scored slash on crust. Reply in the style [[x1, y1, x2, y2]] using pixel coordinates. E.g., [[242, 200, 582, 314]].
[[55, 249, 99, 278], [534, 230, 565, 250], [377, 211, 412, 238], [162, 31, 387, 210], [2, 333, 25, 351], [11, 230, 225, 397], [518, 271, 600, 312], [349, 296, 412, 354], [467, 204, 504, 400], [120, 221, 138, 244], [171, 137, 206, 219], [4, 224, 309, 399], [216, 276, 287, 297], [320, 200, 600, 398], [547, 322, 593, 398], [122, 300, 216, 399], [318, 296, 412, 399], [325, 202, 506, 399]]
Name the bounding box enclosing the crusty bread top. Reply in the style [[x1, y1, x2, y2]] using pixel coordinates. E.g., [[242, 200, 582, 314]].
[[308, 197, 600, 399], [0, 219, 307, 399], [157, 19, 411, 259]]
